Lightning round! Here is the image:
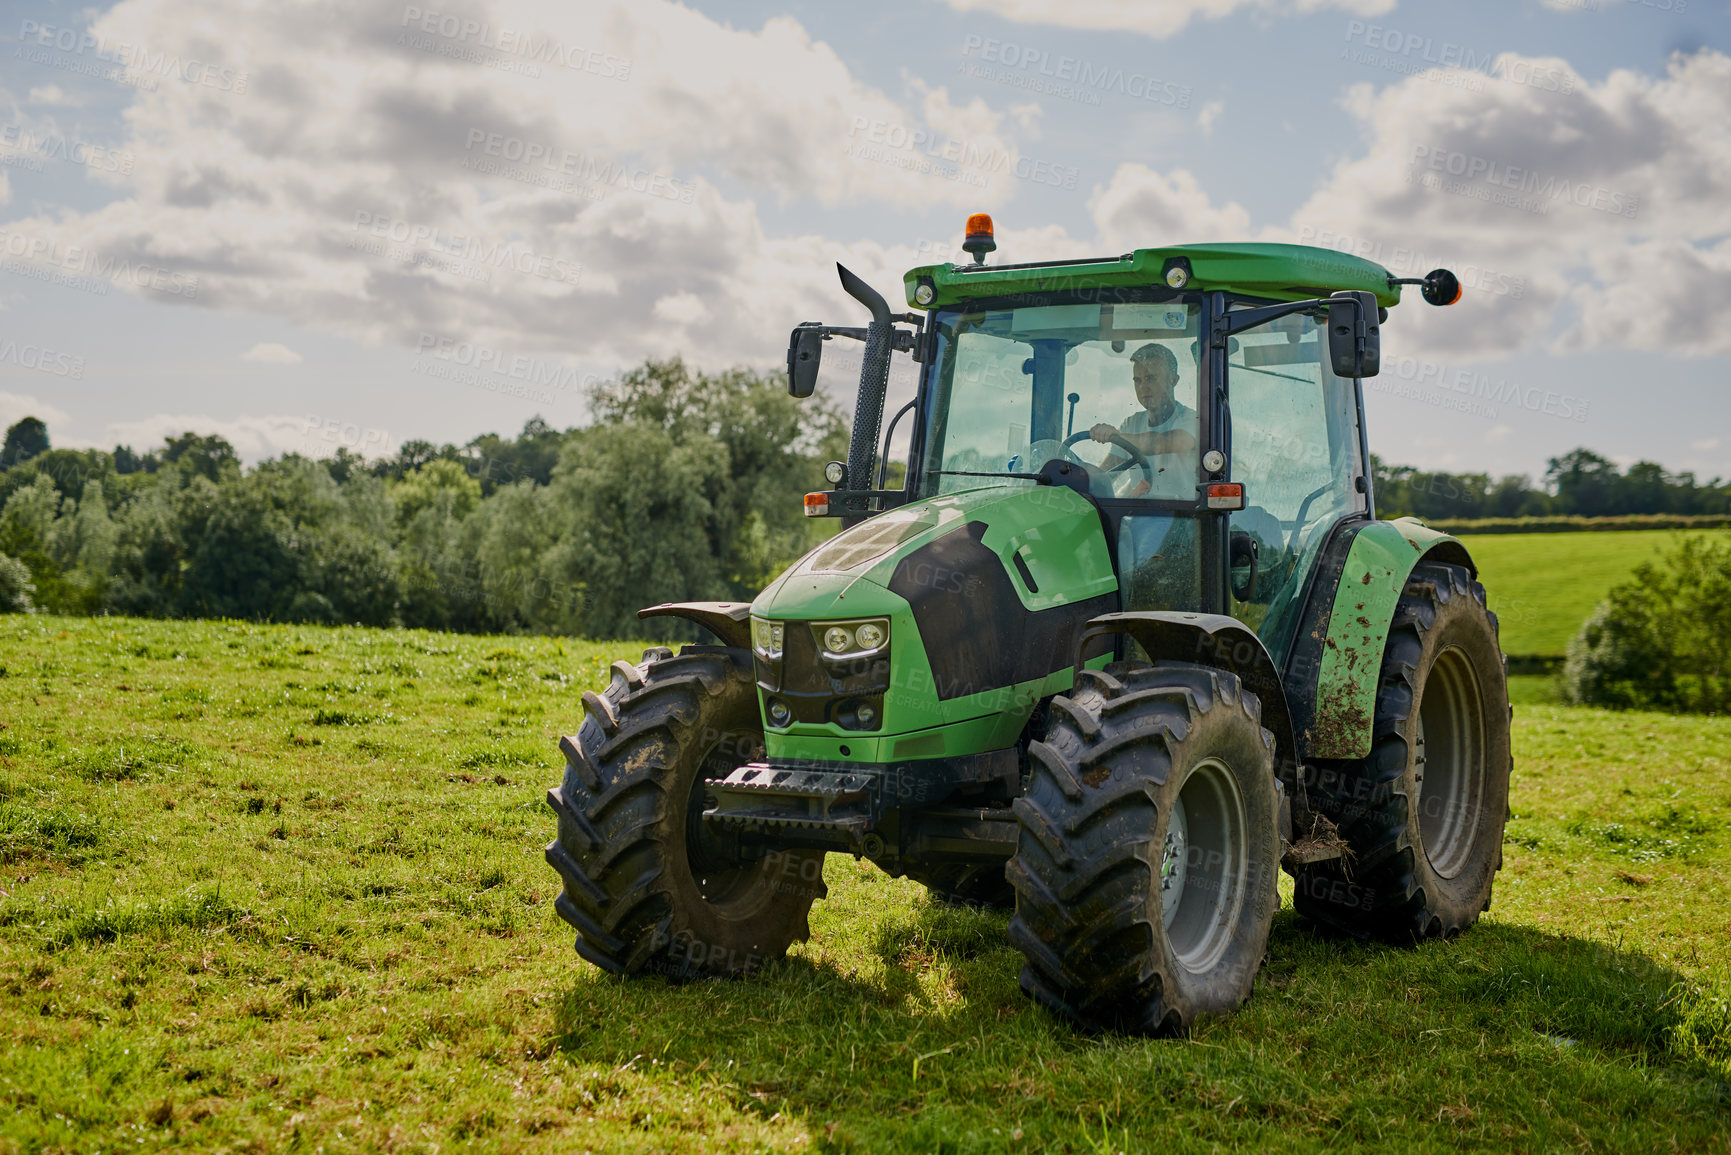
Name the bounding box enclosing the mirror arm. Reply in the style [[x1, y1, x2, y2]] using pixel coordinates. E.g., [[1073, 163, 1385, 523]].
[[1211, 297, 1330, 345]]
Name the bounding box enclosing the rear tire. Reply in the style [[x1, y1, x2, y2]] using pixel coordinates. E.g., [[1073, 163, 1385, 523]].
[[1007, 662, 1280, 1034], [1295, 562, 1511, 940], [544, 645, 825, 978]]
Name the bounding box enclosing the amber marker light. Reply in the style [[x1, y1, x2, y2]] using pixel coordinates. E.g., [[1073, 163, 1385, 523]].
[[803, 492, 829, 517], [1206, 483, 1245, 511]]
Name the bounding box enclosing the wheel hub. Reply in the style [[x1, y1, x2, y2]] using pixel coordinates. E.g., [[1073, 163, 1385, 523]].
[[1161, 797, 1190, 929], [1414, 645, 1486, 880], [1161, 757, 1249, 974]]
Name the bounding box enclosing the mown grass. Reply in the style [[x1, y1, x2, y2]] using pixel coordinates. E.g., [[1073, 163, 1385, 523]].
[[1, 613, 1727, 1153], [1465, 528, 1719, 658]]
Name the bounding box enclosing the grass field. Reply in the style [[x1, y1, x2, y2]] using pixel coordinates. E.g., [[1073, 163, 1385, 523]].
[[3, 614, 1729, 1153], [1463, 528, 1717, 658]]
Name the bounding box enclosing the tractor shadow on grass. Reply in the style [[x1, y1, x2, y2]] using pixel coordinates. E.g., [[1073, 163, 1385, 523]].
[[545, 897, 1729, 1130]]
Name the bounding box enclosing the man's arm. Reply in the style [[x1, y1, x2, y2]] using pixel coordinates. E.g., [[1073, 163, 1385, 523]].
[[1090, 423, 1198, 459]]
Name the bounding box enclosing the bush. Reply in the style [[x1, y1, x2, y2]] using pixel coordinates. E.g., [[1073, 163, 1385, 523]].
[[0, 551, 34, 612], [1565, 534, 1731, 713]]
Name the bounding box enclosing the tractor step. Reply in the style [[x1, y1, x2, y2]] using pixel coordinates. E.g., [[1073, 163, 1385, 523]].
[[703, 763, 875, 850]]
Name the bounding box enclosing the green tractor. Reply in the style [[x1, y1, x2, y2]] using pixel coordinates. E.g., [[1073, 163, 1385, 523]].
[[544, 215, 1510, 1033]]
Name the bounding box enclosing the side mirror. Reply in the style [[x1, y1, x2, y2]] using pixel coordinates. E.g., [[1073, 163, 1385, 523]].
[[786, 322, 823, 398], [1327, 290, 1380, 378], [1229, 530, 1260, 602]]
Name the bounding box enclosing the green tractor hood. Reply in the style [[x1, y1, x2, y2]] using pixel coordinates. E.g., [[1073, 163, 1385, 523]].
[[749, 483, 1117, 764]]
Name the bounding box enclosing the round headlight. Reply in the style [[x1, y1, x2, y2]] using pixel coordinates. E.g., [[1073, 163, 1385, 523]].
[[767, 698, 791, 727], [856, 703, 876, 725], [824, 460, 846, 485], [1165, 265, 1190, 289], [855, 622, 885, 649], [914, 283, 935, 305], [823, 626, 853, 653]]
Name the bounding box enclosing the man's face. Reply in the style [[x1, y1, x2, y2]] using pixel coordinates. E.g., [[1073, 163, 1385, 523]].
[[1133, 357, 1178, 413]]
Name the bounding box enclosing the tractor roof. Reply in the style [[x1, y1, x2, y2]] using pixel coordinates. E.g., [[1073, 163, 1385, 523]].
[[903, 242, 1402, 311]]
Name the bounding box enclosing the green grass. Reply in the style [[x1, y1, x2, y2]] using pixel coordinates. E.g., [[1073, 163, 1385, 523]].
[[2, 614, 1728, 1153], [1464, 529, 1718, 658]]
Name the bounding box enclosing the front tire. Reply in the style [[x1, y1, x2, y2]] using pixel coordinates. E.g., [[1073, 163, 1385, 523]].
[[1295, 561, 1511, 939], [544, 645, 825, 978], [1007, 663, 1280, 1034]]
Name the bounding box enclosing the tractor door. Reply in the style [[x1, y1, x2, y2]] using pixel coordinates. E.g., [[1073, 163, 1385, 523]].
[[1221, 309, 1369, 666]]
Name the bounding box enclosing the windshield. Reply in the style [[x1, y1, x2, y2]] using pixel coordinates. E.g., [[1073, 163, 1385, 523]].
[[919, 299, 1202, 500]]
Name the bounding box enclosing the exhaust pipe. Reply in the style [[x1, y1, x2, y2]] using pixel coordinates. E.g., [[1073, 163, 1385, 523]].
[[837, 263, 892, 519]]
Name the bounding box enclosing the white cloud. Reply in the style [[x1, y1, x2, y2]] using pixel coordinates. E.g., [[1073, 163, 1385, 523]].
[[7, 0, 1726, 387], [1089, 164, 1252, 249], [0, 0, 1040, 370], [27, 85, 81, 107], [1276, 49, 1731, 359], [97, 414, 356, 464], [1691, 437, 1721, 451], [241, 341, 303, 364], [1484, 424, 1514, 442], [0, 391, 72, 432], [1196, 101, 1224, 136], [939, 0, 1395, 40]]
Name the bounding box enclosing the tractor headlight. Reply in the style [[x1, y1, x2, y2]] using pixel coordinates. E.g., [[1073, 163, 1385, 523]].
[[813, 618, 890, 657], [751, 617, 784, 660]]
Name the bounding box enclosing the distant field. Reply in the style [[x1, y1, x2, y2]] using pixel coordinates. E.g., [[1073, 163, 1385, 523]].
[[2, 615, 1728, 1152], [1463, 529, 1715, 658]]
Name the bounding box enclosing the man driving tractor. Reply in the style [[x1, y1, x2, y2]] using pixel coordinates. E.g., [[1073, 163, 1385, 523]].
[[1090, 342, 1199, 483]]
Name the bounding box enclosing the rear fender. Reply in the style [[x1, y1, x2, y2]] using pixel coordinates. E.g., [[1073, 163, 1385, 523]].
[[1289, 518, 1475, 760], [637, 601, 753, 650]]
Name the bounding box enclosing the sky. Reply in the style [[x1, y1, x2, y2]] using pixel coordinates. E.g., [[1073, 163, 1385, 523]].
[[0, 0, 1726, 481]]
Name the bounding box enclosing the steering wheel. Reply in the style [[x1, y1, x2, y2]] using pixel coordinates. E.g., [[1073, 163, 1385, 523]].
[[1062, 430, 1156, 492]]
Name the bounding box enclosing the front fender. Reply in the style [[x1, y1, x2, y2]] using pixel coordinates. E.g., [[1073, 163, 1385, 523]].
[[1075, 611, 1299, 786], [637, 601, 753, 650]]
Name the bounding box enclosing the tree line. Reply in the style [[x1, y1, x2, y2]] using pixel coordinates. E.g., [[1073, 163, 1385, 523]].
[[1373, 450, 1730, 521], [0, 359, 845, 638], [1, 361, 1723, 638]]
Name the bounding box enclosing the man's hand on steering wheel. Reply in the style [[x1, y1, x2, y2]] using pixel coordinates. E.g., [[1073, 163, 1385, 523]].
[[1061, 429, 1156, 492]]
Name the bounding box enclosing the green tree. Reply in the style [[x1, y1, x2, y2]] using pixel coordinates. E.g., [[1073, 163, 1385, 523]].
[[0, 417, 49, 468], [1565, 533, 1731, 714], [0, 551, 34, 612], [540, 423, 726, 639]]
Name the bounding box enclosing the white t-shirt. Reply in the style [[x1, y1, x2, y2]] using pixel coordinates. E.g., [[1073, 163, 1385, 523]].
[[1109, 399, 1198, 497]]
